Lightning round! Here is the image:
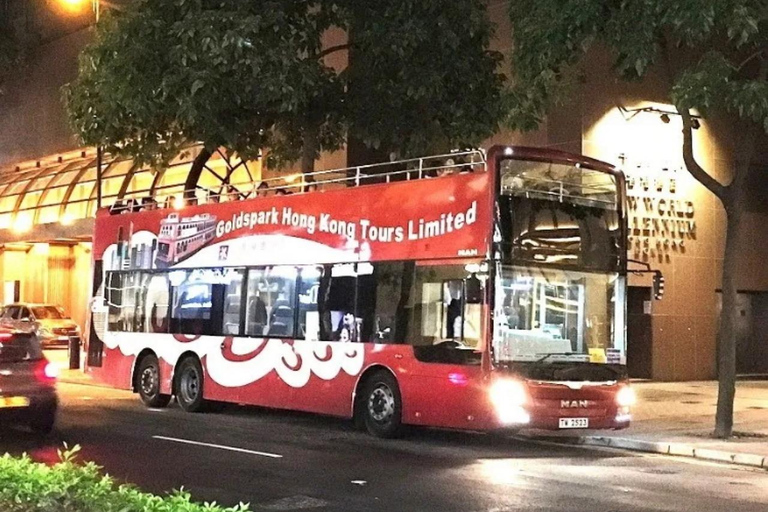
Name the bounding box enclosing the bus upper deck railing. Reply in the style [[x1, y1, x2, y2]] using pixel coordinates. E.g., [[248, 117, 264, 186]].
[[108, 149, 488, 214]]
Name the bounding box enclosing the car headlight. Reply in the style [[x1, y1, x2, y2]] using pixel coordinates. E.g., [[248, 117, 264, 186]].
[[616, 386, 636, 407], [38, 327, 53, 337]]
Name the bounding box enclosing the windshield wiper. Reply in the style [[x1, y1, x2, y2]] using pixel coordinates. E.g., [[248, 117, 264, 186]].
[[535, 352, 574, 364]]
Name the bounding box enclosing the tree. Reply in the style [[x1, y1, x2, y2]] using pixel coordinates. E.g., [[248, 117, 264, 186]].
[[0, 23, 24, 98], [505, 0, 767, 438], [65, 0, 334, 200], [65, 0, 505, 199], [342, 1, 505, 159]]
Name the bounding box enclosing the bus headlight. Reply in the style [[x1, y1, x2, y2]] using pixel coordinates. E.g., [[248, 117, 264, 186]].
[[616, 386, 636, 407], [489, 379, 530, 425]]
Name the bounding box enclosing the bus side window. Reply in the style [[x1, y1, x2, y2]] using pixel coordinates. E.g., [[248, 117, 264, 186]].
[[406, 265, 485, 349], [297, 266, 322, 341], [169, 270, 215, 335], [244, 267, 298, 338], [221, 269, 244, 336], [365, 262, 405, 344], [168, 268, 243, 336], [106, 272, 125, 332], [463, 275, 483, 346], [317, 264, 357, 342], [245, 268, 269, 336], [144, 273, 170, 334]]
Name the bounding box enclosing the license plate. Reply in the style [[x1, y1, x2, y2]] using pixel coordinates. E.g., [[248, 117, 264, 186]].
[[559, 417, 589, 429], [0, 396, 30, 408]]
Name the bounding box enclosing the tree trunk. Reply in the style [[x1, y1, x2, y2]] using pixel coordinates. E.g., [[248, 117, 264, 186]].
[[183, 147, 213, 204], [301, 125, 319, 176], [714, 202, 742, 438]]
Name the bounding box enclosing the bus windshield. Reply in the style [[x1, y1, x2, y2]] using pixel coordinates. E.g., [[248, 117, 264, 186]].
[[493, 265, 626, 365], [497, 158, 623, 271]]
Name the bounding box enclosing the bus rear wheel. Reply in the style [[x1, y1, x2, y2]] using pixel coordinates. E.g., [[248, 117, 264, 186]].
[[137, 354, 171, 408], [175, 356, 206, 413], [360, 371, 403, 438]]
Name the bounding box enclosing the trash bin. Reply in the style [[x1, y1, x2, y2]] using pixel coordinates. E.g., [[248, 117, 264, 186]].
[[68, 337, 81, 370]]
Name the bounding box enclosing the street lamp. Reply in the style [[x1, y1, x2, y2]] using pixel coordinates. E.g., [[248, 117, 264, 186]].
[[59, 0, 122, 21]]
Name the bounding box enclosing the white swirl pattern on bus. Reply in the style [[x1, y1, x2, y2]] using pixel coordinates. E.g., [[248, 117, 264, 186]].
[[105, 333, 365, 388], [210, 338, 364, 387]]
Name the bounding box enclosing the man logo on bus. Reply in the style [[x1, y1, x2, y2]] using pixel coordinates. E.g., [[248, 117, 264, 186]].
[[561, 400, 590, 408]]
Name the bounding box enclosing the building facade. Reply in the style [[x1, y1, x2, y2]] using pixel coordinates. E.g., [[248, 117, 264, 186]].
[[1, 5, 767, 379]]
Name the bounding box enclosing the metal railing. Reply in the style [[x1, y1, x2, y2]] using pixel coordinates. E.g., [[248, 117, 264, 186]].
[[107, 149, 488, 214], [501, 174, 619, 209]]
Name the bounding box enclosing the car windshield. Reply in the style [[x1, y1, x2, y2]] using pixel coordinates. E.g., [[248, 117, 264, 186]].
[[32, 306, 66, 320], [0, 333, 42, 362], [492, 265, 626, 365]]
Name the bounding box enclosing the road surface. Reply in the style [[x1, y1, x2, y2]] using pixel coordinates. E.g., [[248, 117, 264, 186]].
[[1, 382, 767, 512]]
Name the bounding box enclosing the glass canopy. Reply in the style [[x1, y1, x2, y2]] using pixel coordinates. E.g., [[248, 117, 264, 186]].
[[0, 146, 261, 236]]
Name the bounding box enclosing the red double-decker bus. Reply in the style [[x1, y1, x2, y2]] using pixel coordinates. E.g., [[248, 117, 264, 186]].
[[85, 146, 634, 437]]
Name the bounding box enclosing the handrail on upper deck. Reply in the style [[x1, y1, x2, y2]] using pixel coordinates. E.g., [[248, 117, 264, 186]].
[[108, 149, 488, 214]]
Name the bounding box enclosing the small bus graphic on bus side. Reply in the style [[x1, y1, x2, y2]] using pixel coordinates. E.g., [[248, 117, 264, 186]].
[[155, 213, 217, 268]]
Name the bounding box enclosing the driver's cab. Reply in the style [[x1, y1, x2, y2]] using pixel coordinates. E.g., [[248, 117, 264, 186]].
[[404, 262, 485, 365]]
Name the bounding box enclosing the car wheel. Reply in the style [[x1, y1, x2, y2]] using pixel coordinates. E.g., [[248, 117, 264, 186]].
[[175, 357, 206, 413], [28, 409, 56, 437], [360, 371, 403, 438], [137, 354, 171, 408]]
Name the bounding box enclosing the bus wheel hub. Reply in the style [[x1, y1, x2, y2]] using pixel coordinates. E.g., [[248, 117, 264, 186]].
[[368, 385, 394, 422], [141, 367, 157, 395]]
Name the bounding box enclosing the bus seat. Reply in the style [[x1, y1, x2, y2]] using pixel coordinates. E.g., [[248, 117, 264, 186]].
[[272, 305, 293, 319], [267, 322, 289, 336], [247, 322, 265, 336], [223, 299, 240, 334]]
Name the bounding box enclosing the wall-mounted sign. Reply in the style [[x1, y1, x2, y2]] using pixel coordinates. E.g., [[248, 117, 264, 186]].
[[621, 157, 696, 262]]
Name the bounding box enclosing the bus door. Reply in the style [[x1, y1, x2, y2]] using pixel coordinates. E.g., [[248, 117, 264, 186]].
[[397, 262, 487, 429]]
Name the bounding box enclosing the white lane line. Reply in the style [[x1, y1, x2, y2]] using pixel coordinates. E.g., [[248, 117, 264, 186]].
[[152, 435, 283, 459]]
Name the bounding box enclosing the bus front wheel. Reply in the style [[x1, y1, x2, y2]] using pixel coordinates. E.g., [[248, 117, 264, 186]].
[[360, 371, 403, 438], [175, 356, 206, 413], [137, 354, 171, 408]]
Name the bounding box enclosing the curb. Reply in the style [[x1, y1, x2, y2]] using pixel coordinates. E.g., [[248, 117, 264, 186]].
[[529, 435, 767, 470], [57, 376, 108, 388]]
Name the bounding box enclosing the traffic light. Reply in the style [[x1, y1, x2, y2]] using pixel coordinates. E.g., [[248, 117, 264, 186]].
[[653, 271, 665, 300]]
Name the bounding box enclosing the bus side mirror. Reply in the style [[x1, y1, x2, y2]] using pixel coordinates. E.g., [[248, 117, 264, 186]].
[[653, 271, 665, 300]]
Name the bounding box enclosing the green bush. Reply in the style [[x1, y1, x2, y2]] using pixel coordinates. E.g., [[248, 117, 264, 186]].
[[0, 444, 251, 512]]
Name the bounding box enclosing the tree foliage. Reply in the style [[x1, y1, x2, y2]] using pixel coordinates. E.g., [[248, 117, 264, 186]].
[[506, 0, 767, 135], [65, 0, 505, 173], [344, 0, 505, 158], [0, 29, 24, 98], [505, 0, 768, 438]]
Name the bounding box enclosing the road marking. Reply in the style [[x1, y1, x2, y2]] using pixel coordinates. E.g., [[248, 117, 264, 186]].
[[152, 435, 283, 459], [260, 495, 328, 510]]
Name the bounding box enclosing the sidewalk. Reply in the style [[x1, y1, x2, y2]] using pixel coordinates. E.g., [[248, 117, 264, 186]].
[[58, 366, 98, 386], [527, 380, 768, 469], [46, 349, 100, 387]]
